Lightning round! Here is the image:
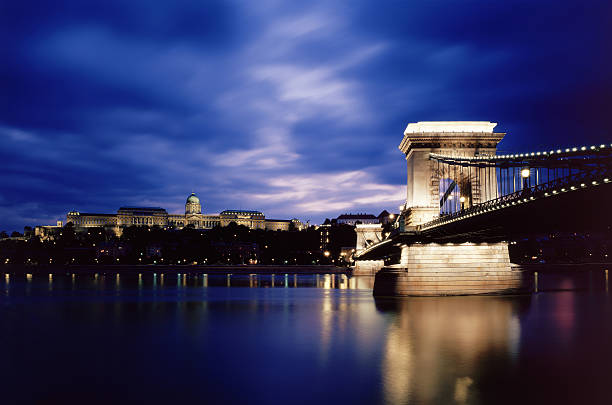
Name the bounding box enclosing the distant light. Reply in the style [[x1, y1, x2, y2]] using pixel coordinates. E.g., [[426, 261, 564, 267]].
[[521, 168, 530, 178]]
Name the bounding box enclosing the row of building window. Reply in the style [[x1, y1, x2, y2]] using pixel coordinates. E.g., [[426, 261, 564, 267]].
[[72, 218, 115, 225]]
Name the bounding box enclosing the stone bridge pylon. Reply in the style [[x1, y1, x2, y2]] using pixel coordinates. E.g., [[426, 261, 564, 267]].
[[353, 224, 384, 275], [370, 121, 524, 296], [400, 121, 503, 229]]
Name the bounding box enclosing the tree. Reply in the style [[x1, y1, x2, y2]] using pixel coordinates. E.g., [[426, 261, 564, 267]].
[[0, 231, 8, 239], [11, 231, 22, 237]]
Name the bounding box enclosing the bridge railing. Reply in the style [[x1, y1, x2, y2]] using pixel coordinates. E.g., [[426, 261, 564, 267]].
[[420, 165, 612, 231]]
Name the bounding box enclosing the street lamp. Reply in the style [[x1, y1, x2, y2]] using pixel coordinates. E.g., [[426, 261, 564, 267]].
[[459, 196, 466, 210], [521, 168, 530, 190]]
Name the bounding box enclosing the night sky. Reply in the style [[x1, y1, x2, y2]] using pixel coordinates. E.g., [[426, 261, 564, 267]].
[[1, 0, 611, 232]]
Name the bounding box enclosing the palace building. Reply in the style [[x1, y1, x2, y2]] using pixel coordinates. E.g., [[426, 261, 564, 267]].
[[58, 193, 303, 236]]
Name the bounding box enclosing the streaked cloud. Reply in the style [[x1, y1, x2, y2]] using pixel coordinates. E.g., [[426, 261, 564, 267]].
[[1, 0, 610, 231]]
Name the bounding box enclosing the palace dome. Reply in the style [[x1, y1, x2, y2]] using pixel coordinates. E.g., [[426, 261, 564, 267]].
[[186, 193, 200, 204], [185, 193, 202, 215]]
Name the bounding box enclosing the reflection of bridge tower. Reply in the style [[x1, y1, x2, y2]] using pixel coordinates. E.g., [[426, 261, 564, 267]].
[[378, 297, 523, 404], [400, 121, 503, 228]]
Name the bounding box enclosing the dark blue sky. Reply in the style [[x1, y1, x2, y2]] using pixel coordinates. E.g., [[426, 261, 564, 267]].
[[1, 0, 611, 231]]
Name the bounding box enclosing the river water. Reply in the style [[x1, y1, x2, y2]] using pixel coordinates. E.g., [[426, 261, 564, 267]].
[[1, 270, 611, 404]]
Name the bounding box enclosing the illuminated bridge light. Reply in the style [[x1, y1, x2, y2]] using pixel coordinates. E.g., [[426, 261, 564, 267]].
[[605, 178, 610, 183], [592, 181, 598, 185], [556, 149, 561, 153], [591, 146, 596, 150], [552, 190, 558, 194], [600, 144, 605, 148], [561, 188, 566, 192], [530, 196, 535, 200], [571, 147, 577, 152], [581, 183, 586, 187], [565, 148, 570, 152], [581, 146, 587, 151], [536, 152, 541, 155], [571, 186, 576, 190], [545, 192, 549, 196]]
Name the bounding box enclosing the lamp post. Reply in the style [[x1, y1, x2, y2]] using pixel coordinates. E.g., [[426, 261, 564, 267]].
[[459, 196, 466, 211], [521, 168, 530, 190]]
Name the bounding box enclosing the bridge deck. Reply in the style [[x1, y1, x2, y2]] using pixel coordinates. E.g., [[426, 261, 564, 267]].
[[356, 179, 612, 261]]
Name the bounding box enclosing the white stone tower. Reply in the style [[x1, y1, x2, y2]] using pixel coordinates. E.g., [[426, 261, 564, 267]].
[[399, 121, 504, 228]]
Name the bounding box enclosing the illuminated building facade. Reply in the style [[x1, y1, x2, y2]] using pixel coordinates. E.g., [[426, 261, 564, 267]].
[[220, 210, 265, 229], [336, 213, 379, 225], [264, 219, 304, 232], [62, 193, 302, 235]]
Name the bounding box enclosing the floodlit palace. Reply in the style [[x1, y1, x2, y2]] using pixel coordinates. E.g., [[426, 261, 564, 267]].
[[36, 193, 303, 238]]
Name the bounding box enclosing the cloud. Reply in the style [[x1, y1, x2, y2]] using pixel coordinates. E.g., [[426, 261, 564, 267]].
[[250, 170, 405, 215], [0, 0, 611, 232]]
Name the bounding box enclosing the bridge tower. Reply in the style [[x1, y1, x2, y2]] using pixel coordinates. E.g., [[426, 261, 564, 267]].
[[372, 121, 523, 296], [353, 224, 385, 275], [399, 121, 504, 228]]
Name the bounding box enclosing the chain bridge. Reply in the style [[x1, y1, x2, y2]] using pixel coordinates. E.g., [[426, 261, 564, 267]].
[[354, 122, 612, 296]]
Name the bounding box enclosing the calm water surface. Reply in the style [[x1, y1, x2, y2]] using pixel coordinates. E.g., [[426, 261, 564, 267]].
[[1, 271, 612, 404]]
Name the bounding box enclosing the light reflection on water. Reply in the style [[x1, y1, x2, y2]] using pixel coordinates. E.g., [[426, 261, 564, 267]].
[[1, 270, 611, 404], [376, 296, 525, 404]]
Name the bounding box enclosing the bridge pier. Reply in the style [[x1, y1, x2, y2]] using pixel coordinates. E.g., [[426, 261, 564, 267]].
[[373, 242, 525, 296], [353, 260, 385, 276]]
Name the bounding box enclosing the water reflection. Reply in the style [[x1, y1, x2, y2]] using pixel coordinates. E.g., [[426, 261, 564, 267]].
[[3, 270, 612, 404], [376, 296, 529, 405]]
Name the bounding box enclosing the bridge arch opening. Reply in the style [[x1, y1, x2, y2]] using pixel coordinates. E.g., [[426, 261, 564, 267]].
[[439, 178, 458, 215], [439, 177, 473, 215]]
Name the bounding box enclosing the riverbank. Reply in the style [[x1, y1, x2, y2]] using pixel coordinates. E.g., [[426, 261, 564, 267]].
[[1, 264, 350, 275]]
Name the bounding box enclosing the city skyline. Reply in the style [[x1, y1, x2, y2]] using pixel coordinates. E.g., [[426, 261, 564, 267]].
[[2, 0, 611, 232]]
